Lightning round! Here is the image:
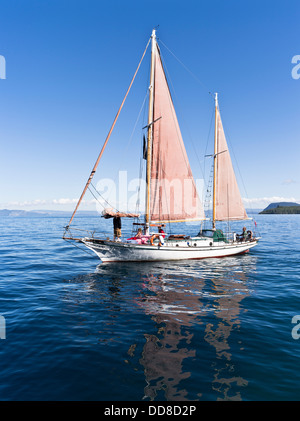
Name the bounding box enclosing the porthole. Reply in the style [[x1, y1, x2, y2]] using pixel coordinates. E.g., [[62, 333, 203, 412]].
[[194, 243, 197, 247], [209, 242, 213, 246]]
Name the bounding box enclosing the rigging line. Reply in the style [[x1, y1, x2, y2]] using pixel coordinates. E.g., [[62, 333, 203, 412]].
[[218, 108, 254, 215], [204, 103, 215, 158], [102, 90, 149, 208], [203, 104, 215, 203], [135, 160, 142, 214], [159, 47, 205, 190], [88, 185, 108, 210], [136, 116, 148, 216], [159, 38, 213, 94], [63, 238, 96, 258], [66, 36, 151, 227], [218, 108, 257, 228], [156, 67, 205, 224], [159, 41, 215, 212], [160, 154, 172, 229], [89, 183, 119, 212], [133, 137, 144, 216], [135, 60, 150, 217], [135, 134, 146, 215]]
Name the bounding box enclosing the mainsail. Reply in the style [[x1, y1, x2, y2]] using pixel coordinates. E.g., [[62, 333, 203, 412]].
[[214, 106, 248, 221], [149, 44, 205, 223]]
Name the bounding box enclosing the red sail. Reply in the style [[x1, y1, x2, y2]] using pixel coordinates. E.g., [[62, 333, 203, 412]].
[[215, 108, 248, 221], [149, 45, 205, 222]]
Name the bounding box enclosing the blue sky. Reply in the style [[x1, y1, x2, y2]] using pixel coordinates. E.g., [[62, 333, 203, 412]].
[[0, 0, 299, 211]]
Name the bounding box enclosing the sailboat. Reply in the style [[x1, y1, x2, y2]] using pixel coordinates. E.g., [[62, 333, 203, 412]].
[[63, 29, 259, 262]]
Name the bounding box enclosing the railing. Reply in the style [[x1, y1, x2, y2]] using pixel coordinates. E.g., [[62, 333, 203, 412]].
[[224, 230, 257, 243], [62, 226, 110, 241], [63, 225, 259, 245]]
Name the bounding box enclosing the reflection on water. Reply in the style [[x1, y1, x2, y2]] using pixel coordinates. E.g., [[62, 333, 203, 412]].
[[203, 270, 250, 401], [66, 255, 257, 401], [132, 259, 254, 400], [134, 272, 199, 400]]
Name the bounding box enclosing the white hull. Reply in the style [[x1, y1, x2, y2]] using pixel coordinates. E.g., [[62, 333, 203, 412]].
[[81, 237, 258, 263]]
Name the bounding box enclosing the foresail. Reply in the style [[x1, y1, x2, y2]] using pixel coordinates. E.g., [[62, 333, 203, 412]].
[[149, 44, 205, 223], [215, 109, 248, 221]]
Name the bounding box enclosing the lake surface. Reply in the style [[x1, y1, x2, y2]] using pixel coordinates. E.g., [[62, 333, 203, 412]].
[[0, 214, 300, 401]]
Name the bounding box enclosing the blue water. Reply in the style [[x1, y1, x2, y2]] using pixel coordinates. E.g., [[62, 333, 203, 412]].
[[0, 214, 300, 401]]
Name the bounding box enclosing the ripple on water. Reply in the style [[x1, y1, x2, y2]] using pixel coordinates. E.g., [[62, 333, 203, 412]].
[[0, 215, 300, 400]]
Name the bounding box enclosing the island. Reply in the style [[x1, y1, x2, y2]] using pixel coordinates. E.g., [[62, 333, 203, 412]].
[[259, 202, 300, 214]]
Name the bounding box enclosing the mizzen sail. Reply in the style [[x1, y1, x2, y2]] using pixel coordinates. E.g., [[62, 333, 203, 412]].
[[215, 107, 248, 221], [149, 44, 205, 223]]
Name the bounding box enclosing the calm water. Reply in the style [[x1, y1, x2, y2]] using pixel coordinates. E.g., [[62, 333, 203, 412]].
[[0, 214, 300, 401]]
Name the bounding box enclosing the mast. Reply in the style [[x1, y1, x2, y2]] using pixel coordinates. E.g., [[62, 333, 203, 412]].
[[212, 92, 218, 229], [145, 29, 156, 234]]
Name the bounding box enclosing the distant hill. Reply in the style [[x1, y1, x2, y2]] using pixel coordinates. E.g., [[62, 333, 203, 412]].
[[260, 202, 300, 214], [0, 209, 100, 217], [263, 202, 300, 211]]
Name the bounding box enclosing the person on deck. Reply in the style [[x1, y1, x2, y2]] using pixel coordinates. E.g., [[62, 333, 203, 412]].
[[158, 224, 166, 246], [126, 228, 149, 244], [237, 227, 248, 242], [136, 228, 149, 244], [113, 216, 122, 241], [150, 224, 166, 246], [135, 228, 143, 238], [247, 230, 253, 241], [158, 224, 165, 235]]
